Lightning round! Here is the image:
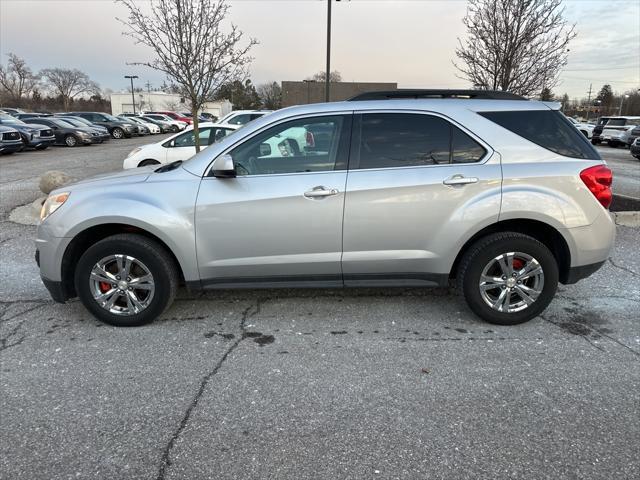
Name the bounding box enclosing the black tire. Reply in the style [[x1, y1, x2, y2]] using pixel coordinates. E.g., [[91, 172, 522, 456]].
[[35, 145, 48, 151], [111, 127, 124, 139], [608, 141, 618, 148], [74, 234, 179, 327], [457, 232, 559, 325], [65, 135, 78, 147], [591, 139, 600, 145], [138, 159, 160, 167], [170, 125, 179, 133]]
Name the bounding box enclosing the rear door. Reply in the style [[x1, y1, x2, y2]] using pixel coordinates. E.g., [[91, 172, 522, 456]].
[[342, 111, 500, 286]]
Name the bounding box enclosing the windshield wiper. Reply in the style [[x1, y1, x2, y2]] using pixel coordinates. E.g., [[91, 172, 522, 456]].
[[154, 160, 183, 173]]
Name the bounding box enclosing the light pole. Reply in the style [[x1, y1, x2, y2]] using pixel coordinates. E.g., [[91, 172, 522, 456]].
[[124, 75, 139, 114], [619, 94, 630, 115], [325, 0, 346, 102]]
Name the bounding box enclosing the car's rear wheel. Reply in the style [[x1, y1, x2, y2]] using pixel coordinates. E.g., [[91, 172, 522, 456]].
[[138, 159, 160, 167], [75, 234, 179, 327], [65, 135, 78, 147], [112, 127, 124, 139], [458, 232, 558, 325], [170, 125, 179, 132]]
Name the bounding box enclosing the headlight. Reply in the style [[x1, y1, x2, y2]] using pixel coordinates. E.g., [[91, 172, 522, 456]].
[[40, 192, 70, 222], [127, 147, 142, 158]]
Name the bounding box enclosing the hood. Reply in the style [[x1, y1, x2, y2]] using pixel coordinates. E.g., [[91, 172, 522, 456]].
[[15, 123, 46, 132], [62, 166, 157, 190]]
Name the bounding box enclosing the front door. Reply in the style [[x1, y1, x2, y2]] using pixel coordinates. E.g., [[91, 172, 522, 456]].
[[195, 114, 352, 287]]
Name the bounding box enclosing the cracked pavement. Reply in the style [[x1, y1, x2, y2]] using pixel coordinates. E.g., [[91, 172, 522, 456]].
[[1, 139, 639, 479]]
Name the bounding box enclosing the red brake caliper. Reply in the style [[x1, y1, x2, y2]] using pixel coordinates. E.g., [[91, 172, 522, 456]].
[[99, 282, 111, 293], [512, 258, 524, 271]]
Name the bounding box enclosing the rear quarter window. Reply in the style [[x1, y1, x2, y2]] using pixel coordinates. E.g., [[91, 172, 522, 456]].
[[480, 110, 601, 160]]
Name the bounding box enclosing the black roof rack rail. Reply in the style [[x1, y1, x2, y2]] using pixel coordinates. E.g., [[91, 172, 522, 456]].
[[347, 89, 527, 101]]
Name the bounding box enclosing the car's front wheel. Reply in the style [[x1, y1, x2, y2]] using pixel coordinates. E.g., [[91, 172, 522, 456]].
[[458, 232, 559, 325], [111, 127, 124, 139], [75, 234, 179, 327], [65, 135, 78, 147]]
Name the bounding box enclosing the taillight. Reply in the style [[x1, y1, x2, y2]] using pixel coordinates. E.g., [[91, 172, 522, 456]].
[[580, 165, 613, 209], [305, 130, 315, 148]]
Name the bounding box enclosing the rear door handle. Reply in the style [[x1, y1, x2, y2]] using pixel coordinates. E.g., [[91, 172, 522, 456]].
[[443, 175, 479, 186], [304, 186, 339, 198]]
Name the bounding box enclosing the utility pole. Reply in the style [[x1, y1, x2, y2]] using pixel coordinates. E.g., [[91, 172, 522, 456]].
[[585, 83, 593, 123], [124, 75, 139, 114], [325, 0, 332, 102], [145, 81, 153, 111]]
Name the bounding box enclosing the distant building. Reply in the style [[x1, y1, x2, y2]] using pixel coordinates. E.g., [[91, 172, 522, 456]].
[[281, 81, 397, 107], [110, 91, 232, 119]]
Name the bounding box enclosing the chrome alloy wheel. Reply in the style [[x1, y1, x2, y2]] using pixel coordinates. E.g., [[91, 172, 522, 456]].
[[89, 254, 155, 316], [479, 252, 544, 313]]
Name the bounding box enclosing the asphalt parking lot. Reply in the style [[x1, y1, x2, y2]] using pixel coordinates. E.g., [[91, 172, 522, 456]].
[[1, 138, 639, 479]]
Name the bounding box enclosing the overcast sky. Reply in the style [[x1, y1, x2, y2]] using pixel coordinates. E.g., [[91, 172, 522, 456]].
[[1, 0, 638, 99]]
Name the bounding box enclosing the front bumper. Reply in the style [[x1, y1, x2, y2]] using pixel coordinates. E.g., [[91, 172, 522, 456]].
[[25, 137, 56, 148], [0, 142, 23, 153]]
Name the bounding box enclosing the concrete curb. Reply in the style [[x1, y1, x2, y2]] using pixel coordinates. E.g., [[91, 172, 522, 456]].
[[611, 211, 640, 227], [8, 196, 45, 226]]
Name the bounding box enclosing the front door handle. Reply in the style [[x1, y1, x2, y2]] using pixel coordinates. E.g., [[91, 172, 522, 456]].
[[443, 175, 479, 186], [304, 186, 339, 198]]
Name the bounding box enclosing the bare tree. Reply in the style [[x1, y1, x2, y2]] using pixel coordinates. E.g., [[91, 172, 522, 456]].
[[454, 0, 576, 97], [40, 68, 99, 111], [117, 0, 257, 152], [309, 70, 342, 83], [0, 53, 40, 107], [257, 82, 282, 110]]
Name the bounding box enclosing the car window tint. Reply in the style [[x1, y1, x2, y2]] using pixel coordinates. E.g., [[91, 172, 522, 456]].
[[229, 115, 346, 175], [174, 128, 211, 147], [211, 128, 233, 144], [357, 113, 451, 169], [249, 114, 263, 120], [452, 126, 486, 163], [480, 110, 600, 160]]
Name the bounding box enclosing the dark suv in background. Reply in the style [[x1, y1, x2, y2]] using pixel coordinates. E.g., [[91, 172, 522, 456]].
[[0, 113, 56, 150], [69, 112, 139, 139]]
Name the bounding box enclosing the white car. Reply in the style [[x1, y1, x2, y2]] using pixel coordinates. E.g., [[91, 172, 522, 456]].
[[141, 113, 187, 132], [120, 116, 161, 134], [123, 122, 239, 169], [567, 117, 595, 138], [217, 110, 272, 126]]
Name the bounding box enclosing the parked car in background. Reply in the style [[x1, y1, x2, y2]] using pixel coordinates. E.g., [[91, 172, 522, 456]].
[[217, 110, 272, 126], [14, 113, 48, 121], [624, 125, 640, 147], [54, 114, 111, 141], [630, 137, 640, 159], [0, 107, 25, 116], [118, 115, 160, 134], [201, 112, 218, 122], [180, 112, 208, 123], [592, 116, 640, 146], [144, 111, 192, 125], [0, 113, 56, 150], [21, 116, 99, 147], [123, 122, 238, 168], [53, 116, 111, 142], [0, 125, 23, 154], [138, 116, 173, 133], [141, 114, 186, 132], [69, 112, 139, 139], [567, 117, 594, 138]]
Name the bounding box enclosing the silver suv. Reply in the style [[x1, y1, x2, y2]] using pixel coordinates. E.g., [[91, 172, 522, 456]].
[[36, 90, 615, 327]]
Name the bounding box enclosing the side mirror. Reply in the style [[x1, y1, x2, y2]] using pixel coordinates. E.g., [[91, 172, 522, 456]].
[[259, 142, 271, 157], [211, 154, 236, 178]]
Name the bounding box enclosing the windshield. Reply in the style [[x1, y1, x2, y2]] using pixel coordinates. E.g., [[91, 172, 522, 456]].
[[60, 118, 84, 127], [102, 114, 120, 122], [63, 116, 92, 126], [49, 118, 75, 128], [0, 113, 24, 125]]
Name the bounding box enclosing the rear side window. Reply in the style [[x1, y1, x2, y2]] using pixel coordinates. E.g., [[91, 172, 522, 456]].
[[355, 113, 486, 169], [480, 110, 600, 159]]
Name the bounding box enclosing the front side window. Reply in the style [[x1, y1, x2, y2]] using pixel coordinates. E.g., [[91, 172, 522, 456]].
[[172, 127, 212, 147], [355, 113, 486, 169], [228, 114, 250, 125], [480, 110, 600, 160], [229, 115, 348, 176]]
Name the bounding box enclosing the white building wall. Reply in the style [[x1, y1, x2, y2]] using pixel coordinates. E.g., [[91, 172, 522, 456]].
[[110, 92, 232, 119]]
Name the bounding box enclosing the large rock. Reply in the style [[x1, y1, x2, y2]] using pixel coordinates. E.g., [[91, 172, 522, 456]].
[[39, 171, 73, 194]]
